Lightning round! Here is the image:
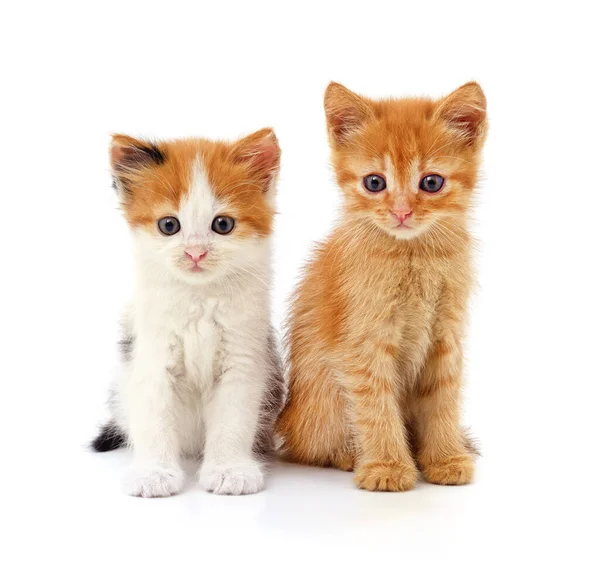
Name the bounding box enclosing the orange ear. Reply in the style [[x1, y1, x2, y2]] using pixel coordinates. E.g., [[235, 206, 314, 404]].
[[435, 82, 487, 145], [110, 134, 165, 172], [324, 82, 374, 146], [232, 128, 280, 190]]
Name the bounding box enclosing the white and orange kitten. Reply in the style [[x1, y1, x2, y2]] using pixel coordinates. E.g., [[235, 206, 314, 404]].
[[92, 130, 285, 497]]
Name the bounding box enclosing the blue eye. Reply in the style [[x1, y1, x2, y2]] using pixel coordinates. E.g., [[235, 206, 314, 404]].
[[363, 174, 387, 192], [419, 174, 445, 193], [211, 216, 235, 235], [157, 217, 180, 235]]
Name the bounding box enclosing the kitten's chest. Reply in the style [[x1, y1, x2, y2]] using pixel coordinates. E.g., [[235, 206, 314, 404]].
[[388, 259, 444, 350], [388, 254, 470, 366], [393, 259, 442, 315], [180, 298, 222, 388]]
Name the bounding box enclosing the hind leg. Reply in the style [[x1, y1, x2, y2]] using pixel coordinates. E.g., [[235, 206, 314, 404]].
[[277, 362, 355, 471]]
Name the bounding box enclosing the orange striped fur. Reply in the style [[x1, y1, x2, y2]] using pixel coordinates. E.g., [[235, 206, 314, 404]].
[[277, 82, 487, 491]]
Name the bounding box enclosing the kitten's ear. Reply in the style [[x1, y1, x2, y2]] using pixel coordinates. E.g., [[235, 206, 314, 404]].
[[435, 82, 487, 145], [324, 82, 374, 146], [232, 128, 280, 192], [110, 134, 165, 173], [110, 135, 165, 197]]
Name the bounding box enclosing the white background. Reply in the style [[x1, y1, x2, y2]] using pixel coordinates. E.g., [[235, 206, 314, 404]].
[[1, 1, 598, 570]]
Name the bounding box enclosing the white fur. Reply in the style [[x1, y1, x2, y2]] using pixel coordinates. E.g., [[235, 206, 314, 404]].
[[110, 157, 275, 497]]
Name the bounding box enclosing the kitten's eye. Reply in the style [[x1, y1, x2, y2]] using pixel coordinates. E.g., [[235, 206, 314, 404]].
[[211, 216, 235, 235], [157, 216, 181, 236], [419, 174, 445, 193], [363, 174, 387, 192]]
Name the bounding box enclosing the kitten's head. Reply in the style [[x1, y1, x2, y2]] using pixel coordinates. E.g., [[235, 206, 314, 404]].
[[324, 82, 487, 240], [110, 129, 280, 284]]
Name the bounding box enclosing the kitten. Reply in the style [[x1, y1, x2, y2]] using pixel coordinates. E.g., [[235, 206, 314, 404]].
[[277, 82, 487, 491], [92, 130, 285, 497]]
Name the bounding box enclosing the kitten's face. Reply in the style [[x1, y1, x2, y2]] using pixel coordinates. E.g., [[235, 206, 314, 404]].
[[110, 130, 279, 284], [324, 82, 487, 240]]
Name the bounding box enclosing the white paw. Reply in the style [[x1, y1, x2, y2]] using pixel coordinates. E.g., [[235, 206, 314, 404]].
[[199, 461, 264, 495], [122, 465, 184, 498]]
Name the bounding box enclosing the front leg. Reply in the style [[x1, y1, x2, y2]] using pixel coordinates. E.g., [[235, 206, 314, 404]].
[[121, 333, 185, 498], [198, 324, 267, 495], [343, 344, 418, 492], [411, 335, 474, 485]]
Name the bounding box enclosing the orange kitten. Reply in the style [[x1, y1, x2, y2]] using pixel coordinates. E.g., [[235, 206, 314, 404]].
[[277, 82, 487, 491]]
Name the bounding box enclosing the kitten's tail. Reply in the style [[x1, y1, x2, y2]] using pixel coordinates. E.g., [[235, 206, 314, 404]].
[[91, 421, 127, 452]]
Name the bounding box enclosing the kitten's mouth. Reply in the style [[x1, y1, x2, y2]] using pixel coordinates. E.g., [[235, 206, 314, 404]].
[[387, 219, 422, 238], [188, 265, 205, 273]]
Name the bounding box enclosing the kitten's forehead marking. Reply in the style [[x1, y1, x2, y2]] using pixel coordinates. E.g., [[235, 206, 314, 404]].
[[178, 157, 220, 238], [408, 158, 420, 194], [384, 155, 398, 192], [384, 154, 420, 195]]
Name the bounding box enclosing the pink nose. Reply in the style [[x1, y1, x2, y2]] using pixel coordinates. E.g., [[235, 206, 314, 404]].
[[391, 208, 413, 224], [184, 246, 207, 263]]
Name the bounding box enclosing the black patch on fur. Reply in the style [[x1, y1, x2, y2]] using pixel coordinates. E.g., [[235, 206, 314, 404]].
[[119, 334, 134, 363], [138, 143, 166, 166], [112, 142, 166, 195], [116, 142, 166, 170], [91, 422, 127, 452]]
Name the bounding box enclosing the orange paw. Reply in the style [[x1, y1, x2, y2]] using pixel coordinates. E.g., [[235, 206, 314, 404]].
[[354, 461, 417, 492], [421, 454, 474, 485]]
